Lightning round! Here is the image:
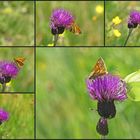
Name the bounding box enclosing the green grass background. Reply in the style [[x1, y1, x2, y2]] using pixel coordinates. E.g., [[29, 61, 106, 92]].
[[105, 1, 140, 46], [36, 1, 104, 46], [0, 47, 34, 92], [0, 94, 34, 139], [0, 1, 34, 46], [36, 48, 140, 139]]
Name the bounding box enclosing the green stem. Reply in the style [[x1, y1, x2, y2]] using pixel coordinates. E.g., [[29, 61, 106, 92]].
[[2, 83, 6, 92], [124, 28, 133, 46], [101, 135, 106, 139], [53, 34, 59, 47]]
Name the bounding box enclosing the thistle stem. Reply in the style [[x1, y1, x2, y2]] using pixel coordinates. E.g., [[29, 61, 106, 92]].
[[124, 28, 133, 46], [53, 34, 59, 47], [101, 135, 106, 139], [2, 83, 6, 92]]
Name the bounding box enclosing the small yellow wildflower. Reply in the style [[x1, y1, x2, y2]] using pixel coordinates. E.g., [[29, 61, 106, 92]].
[[95, 5, 104, 14], [113, 29, 121, 37], [6, 81, 11, 86], [48, 43, 54, 46], [59, 31, 65, 37], [2, 7, 13, 14], [112, 16, 122, 25]]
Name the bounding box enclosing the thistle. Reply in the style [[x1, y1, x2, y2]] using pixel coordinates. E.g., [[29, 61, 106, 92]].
[[86, 58, 127, 138], [124, 10, 140, 46], [0, 57, 25, 92], [50, 8, 81, 46], [0, 108, 9, 125]]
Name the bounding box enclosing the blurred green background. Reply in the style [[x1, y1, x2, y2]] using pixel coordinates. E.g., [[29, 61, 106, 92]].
[[36, 1, 104, 46], [36, 48, 140, 139], [0, 1, 34, 46], [105, 1, 140, 46], [0, 94, 34, 139], [0, 47, 34, 92]]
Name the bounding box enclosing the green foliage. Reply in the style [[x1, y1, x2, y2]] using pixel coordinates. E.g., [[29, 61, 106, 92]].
[[36, 1, 104, 46], [0, 94, 34, 139], [0, 1, 34, 46], [36, 48, 140, 139], [105, 1, 140, 46], [0, 48, 34, 92]]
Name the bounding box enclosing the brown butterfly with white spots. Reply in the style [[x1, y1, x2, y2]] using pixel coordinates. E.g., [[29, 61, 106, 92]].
[[88, 57, 108, 80]]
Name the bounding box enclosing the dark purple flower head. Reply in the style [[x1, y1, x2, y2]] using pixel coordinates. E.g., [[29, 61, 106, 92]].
[[50, 9, 74, 35], [86, 74, 127, 102], [128, 11, 140, 28], [96, 117, 108, 136], [0, 109, 9, 124], [0, 61, 19, 84]]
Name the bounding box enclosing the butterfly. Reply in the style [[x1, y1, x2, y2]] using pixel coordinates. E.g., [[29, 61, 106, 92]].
[[14, 57, 25, 68], [88, 57, 108, 80], [70, 22, 81, 35]]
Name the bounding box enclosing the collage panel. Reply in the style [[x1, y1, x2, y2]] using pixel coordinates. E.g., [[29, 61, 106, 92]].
[[0, 0, 140, 139], [0, 1, 34, 46], [0, 47, 34, 92], [36, 48, 140, 139], [0, 94, 34, 139], [36, 1, 104, 46], [105, 1, 140, 46]]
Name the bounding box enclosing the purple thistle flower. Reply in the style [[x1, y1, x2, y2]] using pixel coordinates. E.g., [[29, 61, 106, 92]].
[[86, 74, 127, 102], [128, 10, 140, 28], [0, 109, 9, 124], [86, 74, 127, 119], [50, 9, 74, 35], [0, 61, 19, 84]]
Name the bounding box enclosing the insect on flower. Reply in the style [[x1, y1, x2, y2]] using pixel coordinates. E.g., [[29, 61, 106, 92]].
[[86, 58, 128, 137], [86, 58, 127, 118], [50, 9, 81, 35], [88, 57, 108, 80], [69, 22, 81, 35], [14, 57, 25, 68]]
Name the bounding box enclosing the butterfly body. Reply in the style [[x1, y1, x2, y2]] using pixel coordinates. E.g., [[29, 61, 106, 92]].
[[70, 22, 81, 35], [14, 57, 25, 68], [88, 57, 108, 80]]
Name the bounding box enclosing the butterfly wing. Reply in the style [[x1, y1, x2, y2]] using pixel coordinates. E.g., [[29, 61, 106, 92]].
[[70, 22, 81, 35], [88, 57, 108, 80], [74, 23, 81, 35], [14, 57, 25, 68]]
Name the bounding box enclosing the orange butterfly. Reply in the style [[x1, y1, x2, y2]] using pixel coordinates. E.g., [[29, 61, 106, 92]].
[[70, 22, 81, 35], [88, 57, 108, 80], [14, 57, 25, 68]]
